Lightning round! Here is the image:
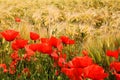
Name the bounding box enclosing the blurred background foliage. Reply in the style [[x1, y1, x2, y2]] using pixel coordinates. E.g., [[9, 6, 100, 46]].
[[0, 0, 120, 53]]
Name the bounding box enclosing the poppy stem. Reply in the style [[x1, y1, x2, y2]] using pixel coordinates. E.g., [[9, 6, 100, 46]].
[[34, 40, 36, 43], [47, 27, 49, 38]]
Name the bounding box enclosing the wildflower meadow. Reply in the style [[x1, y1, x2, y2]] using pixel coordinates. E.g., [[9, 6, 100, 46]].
[[0, 0, 120, 80]]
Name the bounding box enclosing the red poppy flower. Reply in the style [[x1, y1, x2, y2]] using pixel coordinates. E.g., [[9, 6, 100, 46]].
[[55, 70, 59, 76], [61, 68, 74, 79], [61, 68, 83, 80], [15, 34, 21, 39], [9, 68, 16, 74], [11, 51, 19, 60], [72, 68, 83, 80], [68, 40, 75, 44], [53, 62, 57, 68], [40, 38, 49, 43], [3, 69, 8, 73], [37, 43, 52, 54], [49, 36, 63, 51], [15, 17, 21, 22], [22, 68, 30, 73], [60, 36, 69, 44], [0, 63, 8, 73], [59, 53, 67, 59], [57, 53, 67, 67], [1, 30, 19, 41], [10, 51, 20, 61], [22, 68, 30, 77], [24, 45, 35, 61], [29, 44, 39, 52], [23, 54, 31, 61], [60, 36, 75, 44], [11, 39, 28, 50], [83, 64, 108, 80], [58, 57, 66, 67], [106, 50, 119, 59], [115, 73, 120, 80], [65, 61, 74, 68], [49, 36, 59, 46], [30, 32, 40, 40], [0, 64, 7, 69], [50, 50, 59, 60], [82, 50, 88, 56], [72, 56, 93, 68], [9, 61, 17, 68], [110, 62, 120, 72], [9, 61, 17, 74], [11, 41, 19, 50]]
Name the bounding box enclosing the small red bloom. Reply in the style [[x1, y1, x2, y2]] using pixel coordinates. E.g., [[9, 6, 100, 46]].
[[0, 63, 8, 73], [37, 43, 52, 54], [11, 39, 28, 50], [55, 70, 59, 76], [1, 30, 19, 41], [61, 68, 83, 80], [17, 39, 28, 48], [30, 32, 40, 40], [60, 36, 75, 44], [58, 57, 66, 67], [29, 44, 39, 52], [60, 36, 69, 44], [3, 69, 8, 73], [58, 53, 67, 67], [72, 56, 93, 68], [24, 45, 35, 61], [50, 50, 59, 60], [61, 68, 74, 79], [22, 68, 30, 77], [53, 62, 57, 68], [40, 38, 49, 43], [22, 68, 29, 73], [16, 34, 21, 39], [15, 17, 21, 22], [11, 41, 19, 50], [82, 50, 88, 56], [72, 68, 83, 80], [9, 61, 17, 74], [106, 50, 119, 59], [10, 51, 20, 61], [59, 53, 67, 59], [83, 64, 108, 80], [65, 61, 74, 68], [68, 40, 75, 44], [9, 61, 17, 68], [0, 64, 7, 69], [49, 36, 63, 51], [9, 68, 16, 74], [110, 62, 120, 72], [25, 45, 35, 56], [115, 73, 120, 80]]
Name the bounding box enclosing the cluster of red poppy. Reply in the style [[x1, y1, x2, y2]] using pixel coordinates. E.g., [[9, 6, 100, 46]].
[[0, 29, 120, 80], [58, 49, 120, 80], [107, 49, 120, 80], [58, 55, 108, 80], [0, 29, 75, 77]]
